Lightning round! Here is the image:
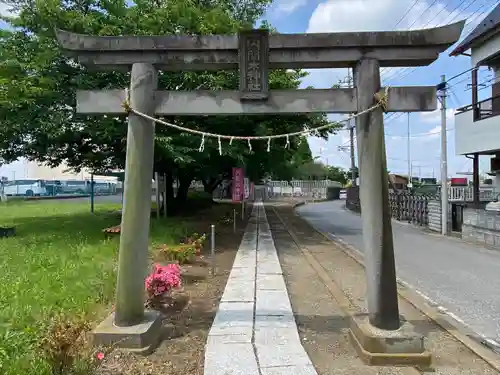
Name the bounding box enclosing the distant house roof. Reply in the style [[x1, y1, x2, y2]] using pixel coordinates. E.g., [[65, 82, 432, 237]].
[[450, 4, 500, 57], [389, 174, 408, 183]]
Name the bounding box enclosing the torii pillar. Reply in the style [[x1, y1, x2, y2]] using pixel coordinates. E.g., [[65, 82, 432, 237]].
[[55, 22, 464, 362]]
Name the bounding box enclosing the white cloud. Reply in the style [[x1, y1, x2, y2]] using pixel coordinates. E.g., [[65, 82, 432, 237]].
[[308, 132, 352, 169], [302, 0, 472, 88], [303, 0, 481, 175], [423, 125, 441, 139], [419, 99, 456, 124], [0, 1, 17, 17], [274, 0, 307, 15]]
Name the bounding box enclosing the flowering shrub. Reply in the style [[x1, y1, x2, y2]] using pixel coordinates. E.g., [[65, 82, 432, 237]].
[[145, 263, 182, 307], [181, 232, 207, 255], [158, 244, 197, 264]]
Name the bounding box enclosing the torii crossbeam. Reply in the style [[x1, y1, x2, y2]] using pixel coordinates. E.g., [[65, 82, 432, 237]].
[[56, 21, 465, 364]]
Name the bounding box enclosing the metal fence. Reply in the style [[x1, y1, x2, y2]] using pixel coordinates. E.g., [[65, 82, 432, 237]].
[[346, 187, 434, 227], [0, 178, 119, 197], [266, 180, 341, 200], [388, 192, 435, 226]]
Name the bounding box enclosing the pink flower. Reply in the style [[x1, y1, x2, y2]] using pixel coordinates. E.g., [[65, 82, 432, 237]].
[[145, 263, 182, 298], [96, 352, 105, 361]]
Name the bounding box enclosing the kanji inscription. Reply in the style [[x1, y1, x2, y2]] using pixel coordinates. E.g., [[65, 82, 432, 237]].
[[238, 29, 269, 100]]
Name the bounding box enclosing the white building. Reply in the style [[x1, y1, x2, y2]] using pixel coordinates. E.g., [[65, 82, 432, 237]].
[[0, 159, 118, 182], [450, 4, 500, 202]]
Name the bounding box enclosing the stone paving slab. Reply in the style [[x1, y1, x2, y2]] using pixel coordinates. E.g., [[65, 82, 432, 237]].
[[255, 289, 294, 316], [257, 262, 283, 275], [256, 343, 314, 368], [228, 265, 255, 276], [208, 325, 253, 340], [231, 255, 256, 269], [211, 302, 254, 328], [220, 283, 255, 302], [257, 274, 287, 291], [254, 314, 297, 329], [260, 365, 318, 375], [203, 202, 317, 375], [254, 326, 301, 346], [207, 331, 252, 344], [204, 343, 259, 375]]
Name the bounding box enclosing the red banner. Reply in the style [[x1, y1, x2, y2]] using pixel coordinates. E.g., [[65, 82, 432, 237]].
[[232, 167, 244, 202], [451, 177, 467, 186]]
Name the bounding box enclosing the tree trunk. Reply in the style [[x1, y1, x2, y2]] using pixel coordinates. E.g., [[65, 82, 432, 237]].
[[164, 171, 175, 216], [175, 173, 193, 205], [202, 177, 222, 194]]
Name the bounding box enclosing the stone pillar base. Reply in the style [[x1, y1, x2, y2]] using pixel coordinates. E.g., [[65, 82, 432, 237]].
[[92, 310, 163, 355], [349, 313, 431, 367]]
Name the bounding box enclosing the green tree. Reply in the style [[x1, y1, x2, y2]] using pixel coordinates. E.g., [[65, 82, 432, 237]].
[[294, 162, 347, 184], [326, 166, 348, 185], [0, 0, 339, 213]]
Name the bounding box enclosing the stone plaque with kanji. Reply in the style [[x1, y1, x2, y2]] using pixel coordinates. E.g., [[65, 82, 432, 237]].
[[238, 29, 269, 101]]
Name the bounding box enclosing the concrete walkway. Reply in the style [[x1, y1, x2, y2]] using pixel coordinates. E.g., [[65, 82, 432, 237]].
[[204, 202, 316, 375]]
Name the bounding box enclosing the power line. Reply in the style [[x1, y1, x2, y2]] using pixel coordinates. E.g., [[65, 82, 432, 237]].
[[385, 112, 406, 124], [386, 127, 455, 138], [393, 0, 421, 30], [380, 0, 441, 76], [464, 75, 494, 90], [446, 66, 479, 85], [382, 0, 494, 83]]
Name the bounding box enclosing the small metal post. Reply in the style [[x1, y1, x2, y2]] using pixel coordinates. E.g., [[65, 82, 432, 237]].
[[163, 173, 168, 218], [90, 174, 95, 213], [233, 209, 236, 233], [155, 172, 160, 220], [210, 224, 215, 276], [241, 200, 245, 220]]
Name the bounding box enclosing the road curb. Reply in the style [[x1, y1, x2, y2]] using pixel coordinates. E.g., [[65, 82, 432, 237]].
[[292, 199, 330, 209], [290, 203, 500, 373]]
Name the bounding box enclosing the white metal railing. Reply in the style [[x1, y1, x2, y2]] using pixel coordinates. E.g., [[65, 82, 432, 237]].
[[267, 179, 341, 199], [447, 186, 498, 202]]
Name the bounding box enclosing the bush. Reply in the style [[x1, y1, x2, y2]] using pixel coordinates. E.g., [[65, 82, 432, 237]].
[[180, 232, 206, 255], [39, 315, 91, 375], [145, 264, 182, 308], [158, 244, 197, 264], [186, 191, 214, 209]]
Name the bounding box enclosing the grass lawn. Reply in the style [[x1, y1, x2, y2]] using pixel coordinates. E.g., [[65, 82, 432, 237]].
[[0, 199, 186, 375]]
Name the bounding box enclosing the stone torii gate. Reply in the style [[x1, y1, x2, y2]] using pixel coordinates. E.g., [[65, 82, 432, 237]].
[[56, 21, 464, 363]]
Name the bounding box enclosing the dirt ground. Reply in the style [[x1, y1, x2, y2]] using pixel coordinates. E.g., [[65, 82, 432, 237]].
[[266, 204, 500, 375], [96, 202, 251, 375]]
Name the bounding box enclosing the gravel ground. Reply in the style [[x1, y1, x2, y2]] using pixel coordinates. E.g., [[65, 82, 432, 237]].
[[297, 200, 500, 345], [266, 207, 416, 375], [271, 203, 499, 375], [95, 203, 251, 375]]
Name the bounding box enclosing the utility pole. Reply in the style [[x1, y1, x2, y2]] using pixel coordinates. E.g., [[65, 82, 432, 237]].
[[407, 112, 412, 188], [348, 68, 357, 186], [438, 75, 449, 235], [349, 127, 356, 185]]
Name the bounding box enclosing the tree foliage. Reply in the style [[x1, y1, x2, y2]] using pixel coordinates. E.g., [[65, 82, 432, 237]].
[[0, 0, 340, 210], [293, 161, 349, 185]]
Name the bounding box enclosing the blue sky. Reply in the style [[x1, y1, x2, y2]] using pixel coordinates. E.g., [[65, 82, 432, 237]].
[[263, 0, 500, 178], [0, 0, 499, 179]]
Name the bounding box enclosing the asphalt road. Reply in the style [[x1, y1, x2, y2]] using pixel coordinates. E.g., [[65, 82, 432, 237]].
[[29, 194, 157, 204], [297, 200, 500, 345]]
